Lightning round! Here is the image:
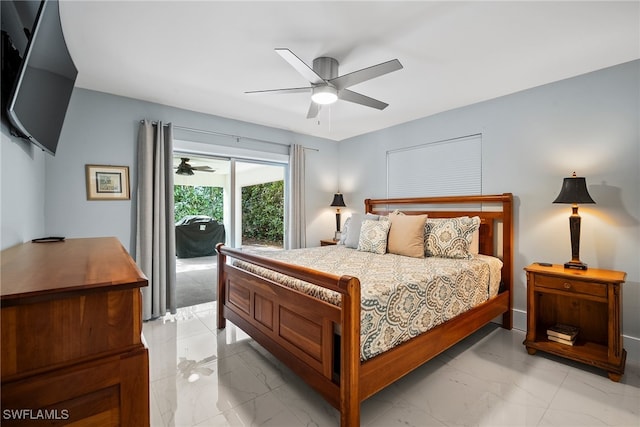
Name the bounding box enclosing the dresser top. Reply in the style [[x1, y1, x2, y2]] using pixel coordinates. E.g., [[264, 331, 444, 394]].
[[1, 237, 147, 305]]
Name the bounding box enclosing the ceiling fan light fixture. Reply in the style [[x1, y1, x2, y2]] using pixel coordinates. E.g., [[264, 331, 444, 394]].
[[311, 86, 338, 105]]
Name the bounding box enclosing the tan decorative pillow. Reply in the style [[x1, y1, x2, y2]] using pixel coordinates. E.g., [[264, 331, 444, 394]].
[[387, 212, 428, 258], [469, 228, 480, 254]]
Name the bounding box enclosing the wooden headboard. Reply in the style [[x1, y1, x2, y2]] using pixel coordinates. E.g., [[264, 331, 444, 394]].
[[365, 193, 513, 294]]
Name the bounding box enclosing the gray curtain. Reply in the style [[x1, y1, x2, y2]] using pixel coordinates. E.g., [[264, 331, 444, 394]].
[[287, 144, 306, 249], [136, 120, 176, 320]]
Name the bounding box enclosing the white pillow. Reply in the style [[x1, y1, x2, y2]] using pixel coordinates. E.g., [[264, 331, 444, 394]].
[[338, 216, 351, 245], [344, 213, 381, 248]]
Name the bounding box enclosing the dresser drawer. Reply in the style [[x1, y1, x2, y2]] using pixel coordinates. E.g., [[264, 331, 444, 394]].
[[534, 274, 607, 298]]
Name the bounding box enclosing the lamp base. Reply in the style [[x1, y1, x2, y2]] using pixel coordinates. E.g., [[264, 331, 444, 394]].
[[564, 261, 588, 270]]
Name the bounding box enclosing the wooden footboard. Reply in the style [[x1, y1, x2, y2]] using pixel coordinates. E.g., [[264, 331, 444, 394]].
[[217, 245, 361, 424], [217, 193, 513, 427]]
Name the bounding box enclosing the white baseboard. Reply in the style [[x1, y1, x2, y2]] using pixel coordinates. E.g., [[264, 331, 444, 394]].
[[509, 309, 639, 362], [623, 335, 640, 363], [512, 308, 527, 333]]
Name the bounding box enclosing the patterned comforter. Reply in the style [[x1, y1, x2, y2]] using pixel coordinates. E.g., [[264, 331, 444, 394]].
[[234, 245, 502, 361]]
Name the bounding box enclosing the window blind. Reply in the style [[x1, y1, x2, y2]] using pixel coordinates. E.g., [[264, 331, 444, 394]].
[[386, 134, 482, 198]]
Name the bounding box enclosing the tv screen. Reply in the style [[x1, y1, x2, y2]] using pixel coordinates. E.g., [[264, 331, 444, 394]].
[[4, 0, 77, 156]]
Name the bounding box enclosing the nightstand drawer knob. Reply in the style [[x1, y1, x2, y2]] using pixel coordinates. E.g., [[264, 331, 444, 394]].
[[563, 282, 571, 289]]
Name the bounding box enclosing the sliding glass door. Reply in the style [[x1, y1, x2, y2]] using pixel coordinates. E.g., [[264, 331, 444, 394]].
[[173, 153, 286, 250], [172, 149, 286, 308]]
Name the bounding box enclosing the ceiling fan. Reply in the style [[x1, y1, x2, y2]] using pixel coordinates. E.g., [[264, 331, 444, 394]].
[[174, 158, 215, 176], [245, 48, 403, 119]]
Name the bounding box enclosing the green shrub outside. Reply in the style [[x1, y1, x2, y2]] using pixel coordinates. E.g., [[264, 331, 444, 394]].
[[174, 185, 223, 223], [242, 181, 284, 245]]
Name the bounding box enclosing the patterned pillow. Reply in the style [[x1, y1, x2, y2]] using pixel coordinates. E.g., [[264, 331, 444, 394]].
[[425, 216, 480, 259], [344, 213, 381, 248], [357, 219, 391, 254]]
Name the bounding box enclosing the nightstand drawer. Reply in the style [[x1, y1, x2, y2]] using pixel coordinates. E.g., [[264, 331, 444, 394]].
[[534, 275, 607, 298]]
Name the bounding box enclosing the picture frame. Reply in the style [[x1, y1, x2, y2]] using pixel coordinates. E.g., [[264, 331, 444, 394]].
[[85, 164, 130, 200]]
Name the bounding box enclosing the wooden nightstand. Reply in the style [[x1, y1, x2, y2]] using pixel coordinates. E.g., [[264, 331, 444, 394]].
[[320, 239, 338, 246], [523, 263, 627, 381]]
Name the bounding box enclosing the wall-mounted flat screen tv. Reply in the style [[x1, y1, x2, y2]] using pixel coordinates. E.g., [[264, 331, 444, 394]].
[[4, 0, 77, 156]]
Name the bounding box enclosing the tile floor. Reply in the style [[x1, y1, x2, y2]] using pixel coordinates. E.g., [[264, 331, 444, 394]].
[[143, 303, 640, 427]]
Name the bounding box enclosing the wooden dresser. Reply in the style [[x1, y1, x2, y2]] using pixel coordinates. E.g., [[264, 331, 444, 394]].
[[1, 237, 149, 426]]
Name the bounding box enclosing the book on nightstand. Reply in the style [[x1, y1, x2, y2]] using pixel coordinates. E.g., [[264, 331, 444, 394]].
[[547, 335, 576, 346], [547, 324, 579, 341], [547, 324, 579, 345]]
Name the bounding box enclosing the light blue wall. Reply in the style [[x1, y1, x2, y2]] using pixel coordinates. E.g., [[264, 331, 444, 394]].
[[1, 122, 46, 249], [40, 88, 339, 254], [338, 60, 640, 354]]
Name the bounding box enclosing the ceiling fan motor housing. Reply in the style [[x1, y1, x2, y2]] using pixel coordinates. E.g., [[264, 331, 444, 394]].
[[313, 57, 339, 80]]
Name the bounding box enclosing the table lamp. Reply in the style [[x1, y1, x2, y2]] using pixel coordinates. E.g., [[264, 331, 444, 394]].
[[553, 172, 595, 270], [330, 193, 346, 240]]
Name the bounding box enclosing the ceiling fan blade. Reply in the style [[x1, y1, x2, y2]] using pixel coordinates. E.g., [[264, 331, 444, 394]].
[[330, 59, 403, 90], [306, 101, 320, 119], [339, 89, 389, 110], [192, 166, 214, 172], [275, 48, 325, 85], [245, 87, 311, 95]]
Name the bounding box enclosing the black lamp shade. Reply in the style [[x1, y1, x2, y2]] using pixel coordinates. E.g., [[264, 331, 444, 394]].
[[330, 193, 346, 207], [553, 173, 595, 205]]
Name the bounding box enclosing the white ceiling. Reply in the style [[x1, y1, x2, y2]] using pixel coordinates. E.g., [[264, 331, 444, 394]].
[[60, 1, 639, 141]]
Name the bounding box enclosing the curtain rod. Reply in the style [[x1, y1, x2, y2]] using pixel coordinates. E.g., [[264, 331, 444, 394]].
[[140, 120, 318, 151]]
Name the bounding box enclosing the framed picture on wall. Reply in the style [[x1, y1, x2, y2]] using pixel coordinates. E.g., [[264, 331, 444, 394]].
[[85, 164, 130, 200]]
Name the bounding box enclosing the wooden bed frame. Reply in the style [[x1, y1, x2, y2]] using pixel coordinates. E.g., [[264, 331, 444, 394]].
[[216, 193, 513, 426]]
